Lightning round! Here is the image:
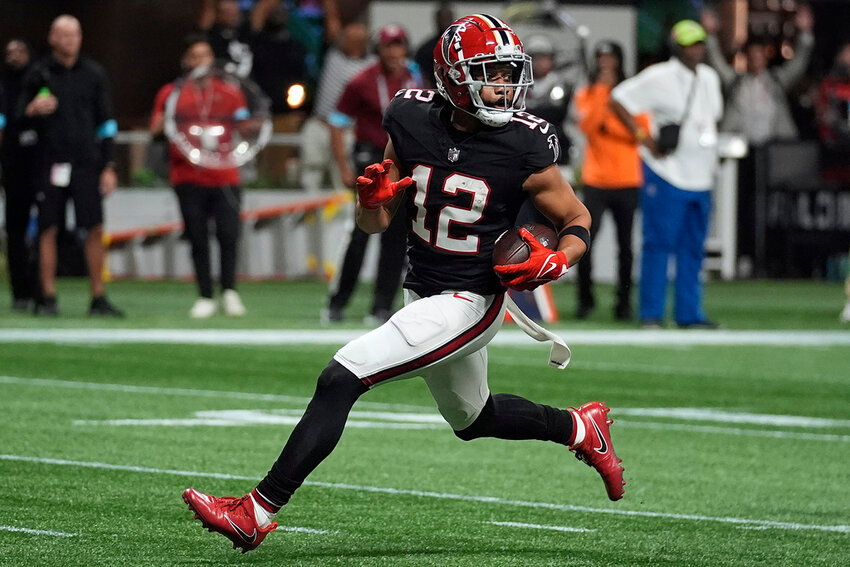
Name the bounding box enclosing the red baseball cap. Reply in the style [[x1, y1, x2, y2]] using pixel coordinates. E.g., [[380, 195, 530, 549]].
[[378, 24, 407, 46]]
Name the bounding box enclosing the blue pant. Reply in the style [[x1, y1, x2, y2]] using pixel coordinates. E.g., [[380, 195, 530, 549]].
[[639, 163, 712, 325]]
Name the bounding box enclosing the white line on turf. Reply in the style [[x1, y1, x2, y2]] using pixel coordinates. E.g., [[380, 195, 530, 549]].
[[616, 408, 850, 428], [2, 328, 849, 346], [616, 420, 850, 442], [486, 521, 596, 533], [73, 409, 445, 429], [0, 375, 429, 412], [2, 454, 848, 534], [491, 357, 849, 385], [6, 376, 850, 441], [276, 526, 338, 535], [0, 525, 77, 537]]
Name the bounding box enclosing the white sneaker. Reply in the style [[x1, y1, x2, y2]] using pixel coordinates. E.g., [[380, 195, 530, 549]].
[[190, 297, 217, 319], [841, 301, 850, 323], [222, 289, 246, 317]]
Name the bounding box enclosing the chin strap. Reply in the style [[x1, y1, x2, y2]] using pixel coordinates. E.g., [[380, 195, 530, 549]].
[[503, 294, 571, 369]]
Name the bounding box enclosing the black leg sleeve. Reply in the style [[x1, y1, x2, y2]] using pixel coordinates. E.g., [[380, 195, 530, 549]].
[[454, 393, 574, 445], [255, 360, 368, 506]]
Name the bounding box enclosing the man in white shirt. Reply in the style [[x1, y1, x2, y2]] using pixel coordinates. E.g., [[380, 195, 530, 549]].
[[610, 20, 723, 328]]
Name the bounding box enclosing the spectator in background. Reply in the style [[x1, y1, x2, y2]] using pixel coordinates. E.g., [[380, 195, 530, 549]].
[[21, 15, 123, 317], [611, 20, 723, 329], [150, 35, 248, 318], [1, 39, 39, 312], [702, 5, 813, 145], [324, 24, 421, 324], [299, 21, 372, 193], [817, 40, 850, 183], [286, 0, 355, 87], [573, 41, 646, 321], [702, 5, 814, 269], [250, 3, 307, 114], [198, 0, 280, 79], [524, 34, 572, 164], [413, 3, 455, 89]]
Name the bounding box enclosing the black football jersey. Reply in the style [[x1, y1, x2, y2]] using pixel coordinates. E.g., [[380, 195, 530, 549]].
[[383, 89, 560, 296]]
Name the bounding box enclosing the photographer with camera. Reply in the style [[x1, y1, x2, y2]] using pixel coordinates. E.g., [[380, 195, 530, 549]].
[[609, 20, 723, 329]]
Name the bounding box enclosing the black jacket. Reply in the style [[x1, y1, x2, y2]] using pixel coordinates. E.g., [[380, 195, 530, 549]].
[[18, 54, 115, 169]]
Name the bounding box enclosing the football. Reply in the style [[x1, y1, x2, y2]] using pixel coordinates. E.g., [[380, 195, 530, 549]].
[[492, 222, 558, 269]]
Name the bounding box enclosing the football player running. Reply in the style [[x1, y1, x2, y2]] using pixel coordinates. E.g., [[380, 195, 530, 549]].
[[182, 14, 624, 553]]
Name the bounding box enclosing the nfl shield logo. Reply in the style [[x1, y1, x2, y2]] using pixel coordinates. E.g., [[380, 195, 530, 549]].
[[447, 147, 460, 162]]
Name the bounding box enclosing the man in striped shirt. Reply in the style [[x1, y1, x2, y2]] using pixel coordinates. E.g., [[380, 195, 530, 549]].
[[299, 21, 372, 193]]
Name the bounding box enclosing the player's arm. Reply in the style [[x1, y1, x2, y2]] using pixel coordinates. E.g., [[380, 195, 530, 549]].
[[609, 98, 659, 157], [150, 84, 171, 139], [355, 140, 412, 234], [93, 66, 118, 195], [524, 164, 591, 267], [328, 114, 355, 187], [494, 165, 590, 290]]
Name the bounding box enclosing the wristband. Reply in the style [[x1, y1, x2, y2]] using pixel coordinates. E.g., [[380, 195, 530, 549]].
[[558, 225, 591, 254]]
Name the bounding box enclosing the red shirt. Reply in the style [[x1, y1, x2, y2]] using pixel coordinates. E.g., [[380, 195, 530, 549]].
[[151, 78, 246, 187], [335, 61, 420, 148]]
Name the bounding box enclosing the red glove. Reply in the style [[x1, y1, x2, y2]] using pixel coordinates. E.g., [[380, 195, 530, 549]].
[[493, 228, 569, 291], [356, 159, 414, 210]]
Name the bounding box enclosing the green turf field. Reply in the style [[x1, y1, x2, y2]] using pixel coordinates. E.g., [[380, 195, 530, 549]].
[[1, 279, 848, 566]]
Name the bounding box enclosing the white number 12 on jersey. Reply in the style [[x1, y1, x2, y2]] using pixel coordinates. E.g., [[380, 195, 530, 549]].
[[410, 164, 491, 254]]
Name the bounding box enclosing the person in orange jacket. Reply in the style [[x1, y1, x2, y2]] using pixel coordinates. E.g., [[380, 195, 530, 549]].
[[574, 41, 648, 320]]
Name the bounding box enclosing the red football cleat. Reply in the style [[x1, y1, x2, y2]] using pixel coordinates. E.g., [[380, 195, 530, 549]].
[[568, 402, 625, 501], [182, 488, 277, 553]]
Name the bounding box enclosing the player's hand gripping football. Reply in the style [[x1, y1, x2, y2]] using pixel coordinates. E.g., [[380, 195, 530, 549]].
[[494, 228, 569, 291], [356, 159, 414, 210]]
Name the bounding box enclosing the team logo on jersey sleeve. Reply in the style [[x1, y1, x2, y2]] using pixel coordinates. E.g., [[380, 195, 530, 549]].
[[448, 147, 461, 162], [547, 134, 560, 162]]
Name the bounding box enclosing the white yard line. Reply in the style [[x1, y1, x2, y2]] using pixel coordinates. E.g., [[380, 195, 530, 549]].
[[5, 376, 850, 442], [1, 454, 848, 534], [617, 420, 850, 442], [0, 375, 430, 413], [486, 521, 596, 533], [1, 328, 849, 346], [0, 525, 77, 537]]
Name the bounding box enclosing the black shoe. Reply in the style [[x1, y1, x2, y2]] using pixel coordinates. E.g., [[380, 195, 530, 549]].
[[365, 308, 392, 325], [577, 303, 595, 320], [640, 318, 663, 329], [677, 319, 720, 330], [34, 296, 59, 316], [11, 298, 31, 313], [321, 306, 344, 324], [89, 295, 125, 317], [614, 303, 632, 321]]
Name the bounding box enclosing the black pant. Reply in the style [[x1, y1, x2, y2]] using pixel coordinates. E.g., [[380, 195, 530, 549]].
[[2, 160, 39, 302], [328, 206, 407, 315], [577, 185, 639, 311], [328, 142, 407, 316], [174, 185, 241, 298]]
